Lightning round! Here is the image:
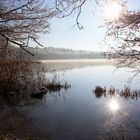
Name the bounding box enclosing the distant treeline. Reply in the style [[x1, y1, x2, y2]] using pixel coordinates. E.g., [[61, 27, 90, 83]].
[[29, 47, 106, 60], [2, 46, 106, 60]]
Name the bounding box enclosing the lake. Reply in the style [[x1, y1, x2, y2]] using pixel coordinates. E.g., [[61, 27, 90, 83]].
[[1, 59, 140, 140]]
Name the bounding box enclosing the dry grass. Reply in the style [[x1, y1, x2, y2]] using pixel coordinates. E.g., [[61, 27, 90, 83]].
[[0, 58, 45, 105], [45, 81, 71, 92], [44, 75, 71, 92], [0, 57, 71, 103], [94, 86, 106, 98], [94, 86, 140, 99]]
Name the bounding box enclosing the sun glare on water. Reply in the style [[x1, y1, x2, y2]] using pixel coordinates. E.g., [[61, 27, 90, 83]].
[[108, 99, 119, 112], [104, 2, 122, 20]]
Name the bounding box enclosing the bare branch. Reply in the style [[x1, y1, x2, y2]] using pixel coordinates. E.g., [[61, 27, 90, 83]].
[[0, 33, 34, 56]]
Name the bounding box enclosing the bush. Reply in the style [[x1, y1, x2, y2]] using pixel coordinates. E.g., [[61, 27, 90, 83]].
[[0, 56, 45, 105]]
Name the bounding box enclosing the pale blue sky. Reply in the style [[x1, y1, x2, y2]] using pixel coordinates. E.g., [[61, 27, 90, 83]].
[[39, 0, 140, 51]]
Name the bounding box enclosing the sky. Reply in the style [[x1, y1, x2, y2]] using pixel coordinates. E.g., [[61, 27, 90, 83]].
[[39, 0, 140, 51]]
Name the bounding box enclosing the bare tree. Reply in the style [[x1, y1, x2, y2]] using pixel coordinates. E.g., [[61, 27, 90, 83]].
[[0, 0, 89, 56], [0, 0, 54, 56], [1, 0, 139, 65], [104, 1, 140, 67]]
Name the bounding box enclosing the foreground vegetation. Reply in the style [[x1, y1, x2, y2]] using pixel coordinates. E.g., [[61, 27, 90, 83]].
[[0, 54, 71, 105], [0, 56, 71, 139], [94, 85, 140, 99]]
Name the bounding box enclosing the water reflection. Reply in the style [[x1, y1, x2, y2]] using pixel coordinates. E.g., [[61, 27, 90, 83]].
[[108, 99, 120, 112]]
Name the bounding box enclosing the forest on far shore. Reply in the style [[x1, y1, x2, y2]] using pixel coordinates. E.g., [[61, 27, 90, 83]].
[[28, 47, 106, 60]]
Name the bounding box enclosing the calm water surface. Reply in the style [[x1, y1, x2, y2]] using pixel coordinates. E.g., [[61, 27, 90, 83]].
[[2, 60, 140, 140]]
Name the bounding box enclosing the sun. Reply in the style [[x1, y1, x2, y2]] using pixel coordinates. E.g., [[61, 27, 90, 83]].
[[104, 2, 122, 20]]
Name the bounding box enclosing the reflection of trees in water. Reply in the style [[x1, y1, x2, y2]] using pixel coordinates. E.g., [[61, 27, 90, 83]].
[[0, 90, 69, 139], [0, 95, 52, 139]]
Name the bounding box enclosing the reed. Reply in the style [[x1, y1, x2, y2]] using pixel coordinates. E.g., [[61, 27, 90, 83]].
[[45, 77, 71, 92], [94, 85, 140, 100]]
